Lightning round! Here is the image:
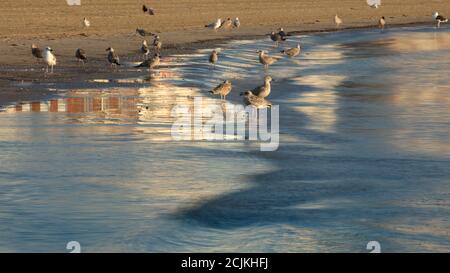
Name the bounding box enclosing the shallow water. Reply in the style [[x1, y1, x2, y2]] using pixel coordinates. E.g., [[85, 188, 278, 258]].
[[0, 26, 449, 252]]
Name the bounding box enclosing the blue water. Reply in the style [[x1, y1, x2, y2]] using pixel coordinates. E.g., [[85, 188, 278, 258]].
[[0, 26, 449, 252]]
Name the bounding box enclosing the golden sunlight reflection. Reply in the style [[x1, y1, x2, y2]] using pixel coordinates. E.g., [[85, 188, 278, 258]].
[[287, 75, 347, 133], [386, 32, 450, 53]]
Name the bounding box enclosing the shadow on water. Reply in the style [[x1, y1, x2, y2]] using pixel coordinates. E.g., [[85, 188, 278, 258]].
[[169, 27, 450, 251]]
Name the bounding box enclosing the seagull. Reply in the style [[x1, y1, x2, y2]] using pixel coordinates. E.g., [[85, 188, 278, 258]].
[[367, 0, 381, 9], [83, 17, 90, 28], [209, 49, 218, 67], [75, 48, 87, 64], [31, 44, 43, 61], [143, 5, 155, 15], [141, 40, 150, 59], [220, 18, 233, 30], [136, 28, 154, 37], [240, 91, 272, 109], [433, 12, 448, 28], [251, 76, 273, 98], [106, 47, 120, 68], [258, 50, 278, 69], [234, 17, 241, 28], [278, 28, 291, 38], [335, 14, 343, 27], [378, 16, 386, 29], [43, 47, 57, 73], [270, 31, 286, 45], [209, 80, 232, 100], [281, 44, 301, 57], [135, 53, 160, 69], [205, 18, 222, 31], [153, 35, 162, 52]]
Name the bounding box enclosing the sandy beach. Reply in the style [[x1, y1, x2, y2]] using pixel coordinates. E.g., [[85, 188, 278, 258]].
[[0, 0, 449, 104]]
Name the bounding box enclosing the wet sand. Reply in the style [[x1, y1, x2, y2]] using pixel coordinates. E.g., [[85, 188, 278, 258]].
[[0, 0, 449, 104]]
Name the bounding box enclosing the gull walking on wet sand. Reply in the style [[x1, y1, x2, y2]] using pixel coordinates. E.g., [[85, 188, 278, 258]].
[[251, 76, 273, 98], [153, 35, 162, 52], [240, 91, 272, 109], [43, 47, 57, 74], [142, 5, 155, 15], [433, 12, 448, 28], [141, 40, 150, 59], [379, 16, 386, 29], [31, 44, 43, 62], [209, 49, 219, 68], [220, 18, 233, 30], [234, 17, 241, 28], [209, 80, 232, 100], [136, 28, 154, 37], [281, 44, 301, 57], [335, 14, 343, 28], [83, 17, 90, 28], [258, 50, 278, 69], [205, 18, 222, 31], [106, 47, 121, 68], [135, 53, 160, 70], [75, 48, 87, 65]]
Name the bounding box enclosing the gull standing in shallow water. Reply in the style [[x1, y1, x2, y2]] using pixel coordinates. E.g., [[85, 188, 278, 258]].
[[433, 12, 448, 28], [106, 47, 120, 68], [269, 31, 286, 46], [75, 48, 87, 65], [43, 47, 56, 73], [209, 49, 218, 68], [209, 80, 232, 100], [258, 50, 278, 69], [240, 91, 272, 109], [251, 76, 273, 98], [135, 53, 160, 70], [379, 16, 386, 29], [31, 44, 43, 62], [281, 44, 301, 57], [278, 28, 290, 39]]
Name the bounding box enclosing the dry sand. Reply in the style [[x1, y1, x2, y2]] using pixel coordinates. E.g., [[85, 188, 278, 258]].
[[0, 0, 449, 104]]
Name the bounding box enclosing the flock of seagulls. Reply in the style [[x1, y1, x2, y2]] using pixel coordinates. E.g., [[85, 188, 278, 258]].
[[205, 18, 241, 31], [27, 2, 448, 108]]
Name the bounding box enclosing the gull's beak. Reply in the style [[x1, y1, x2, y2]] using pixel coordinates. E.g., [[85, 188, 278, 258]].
[[240, 92, 245, 96]]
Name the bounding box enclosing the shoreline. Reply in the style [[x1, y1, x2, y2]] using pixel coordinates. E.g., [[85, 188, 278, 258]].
[[0, 20, 443, 107]]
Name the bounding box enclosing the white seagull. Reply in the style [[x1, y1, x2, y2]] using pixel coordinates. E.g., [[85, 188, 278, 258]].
[[335, 14, 343, 27], [205, 18, 222, 31], [43, 47, 57, 73], [367, 0, 381, 9], [83, 17, 90, 28]]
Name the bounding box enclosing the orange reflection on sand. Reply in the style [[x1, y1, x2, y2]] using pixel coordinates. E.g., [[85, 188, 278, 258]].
[[386, 32, 450, 53]]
